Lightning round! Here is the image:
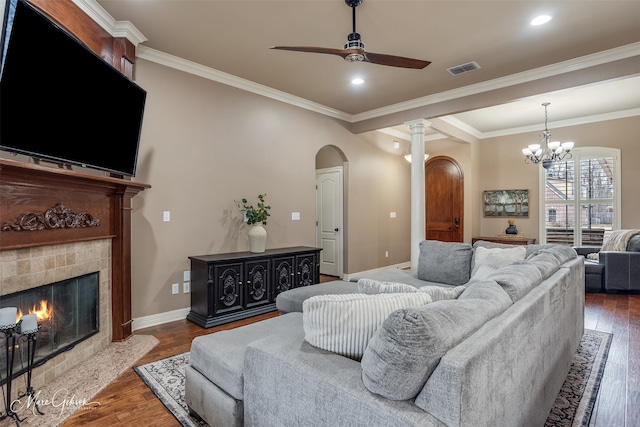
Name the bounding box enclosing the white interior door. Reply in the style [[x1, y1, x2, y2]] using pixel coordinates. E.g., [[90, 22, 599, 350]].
[[316, 167, 343, 277]]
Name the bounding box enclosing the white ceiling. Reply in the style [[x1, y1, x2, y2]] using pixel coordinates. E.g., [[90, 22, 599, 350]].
[[90, 0, 640, 141]]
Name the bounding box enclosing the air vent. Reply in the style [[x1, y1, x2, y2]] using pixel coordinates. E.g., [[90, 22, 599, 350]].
[[447, 61, 481, 76]]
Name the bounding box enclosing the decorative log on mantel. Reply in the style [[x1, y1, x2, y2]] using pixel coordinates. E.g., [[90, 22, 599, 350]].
[[0, 158, 151, 341]]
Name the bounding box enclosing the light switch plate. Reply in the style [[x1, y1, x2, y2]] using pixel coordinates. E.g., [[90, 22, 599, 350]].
[[291, 212, 301, 220], [163, 211, 171, 222]]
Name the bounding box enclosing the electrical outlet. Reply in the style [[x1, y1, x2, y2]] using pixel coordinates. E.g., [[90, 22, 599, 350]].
[[163, 211, 171, 222], [385, 251, 389, 258], [183, 282, 190, 293], [171, 283, 179, 294]]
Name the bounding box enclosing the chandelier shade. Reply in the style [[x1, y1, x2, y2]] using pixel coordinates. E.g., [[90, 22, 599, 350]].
[[522, 102, 574, 169]]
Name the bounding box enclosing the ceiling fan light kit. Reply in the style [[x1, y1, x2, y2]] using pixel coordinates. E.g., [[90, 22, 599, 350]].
[[270, 0, 430, 69]]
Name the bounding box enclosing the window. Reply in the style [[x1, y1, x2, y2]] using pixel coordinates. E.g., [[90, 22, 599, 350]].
[[540, 148, 620, 246]]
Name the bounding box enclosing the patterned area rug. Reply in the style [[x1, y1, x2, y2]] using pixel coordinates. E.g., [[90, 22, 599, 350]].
[[135, 329, 611, 427]]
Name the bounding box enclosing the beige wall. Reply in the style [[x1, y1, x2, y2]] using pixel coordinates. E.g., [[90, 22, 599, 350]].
[[130, 59, 412, 318], [477, 115, 640, 241]]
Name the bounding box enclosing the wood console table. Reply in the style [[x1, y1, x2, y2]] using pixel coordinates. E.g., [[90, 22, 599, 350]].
[[187, 246, 322, 328], [472, 236, 536, 245]]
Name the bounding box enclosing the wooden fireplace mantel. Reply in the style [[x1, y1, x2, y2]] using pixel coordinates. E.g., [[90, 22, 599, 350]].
[[0, 158, 150, 341]]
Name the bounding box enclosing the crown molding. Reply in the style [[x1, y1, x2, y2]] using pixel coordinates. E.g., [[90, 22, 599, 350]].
[[352, 42, 640, 123], [72, 0, 147, 45], [136, 46, 352, 122], [441, 107, 640, 140], [74, 0, 639, 132]]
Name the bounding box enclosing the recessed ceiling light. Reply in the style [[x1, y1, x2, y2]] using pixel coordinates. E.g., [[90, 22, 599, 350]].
[[351, 78, 364, 85], [531, 15, 552, 26]]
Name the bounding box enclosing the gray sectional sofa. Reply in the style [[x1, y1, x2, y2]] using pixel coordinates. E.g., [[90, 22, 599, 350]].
[[185, 240, 584, 427]]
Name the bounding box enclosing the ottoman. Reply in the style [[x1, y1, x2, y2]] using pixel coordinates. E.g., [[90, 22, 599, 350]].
[[185, 312, 304, 426]]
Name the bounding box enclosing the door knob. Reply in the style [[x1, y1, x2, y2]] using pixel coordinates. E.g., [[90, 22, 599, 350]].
[[334, 228, 339, 232]]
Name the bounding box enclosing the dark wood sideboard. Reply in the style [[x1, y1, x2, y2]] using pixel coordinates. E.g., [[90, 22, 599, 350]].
[[472, 236, 537, 245], [187, 246, 322, 328]]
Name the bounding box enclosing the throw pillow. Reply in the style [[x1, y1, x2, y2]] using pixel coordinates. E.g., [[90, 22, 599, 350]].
[[361, 281, 512, 400], [471, 245, 526, 276], [419, 285, 466, 301], [302, 292, 432, 360], [358, 278, 464, 301], [417, 240, 474, 286], [357, 278, 419, 294]]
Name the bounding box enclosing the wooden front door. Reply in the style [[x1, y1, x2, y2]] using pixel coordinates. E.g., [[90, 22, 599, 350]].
[[425, 156, 464, 242]]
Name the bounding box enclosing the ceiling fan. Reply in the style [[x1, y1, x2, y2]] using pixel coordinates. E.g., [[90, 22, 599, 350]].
[[270, 0, 431, 70]]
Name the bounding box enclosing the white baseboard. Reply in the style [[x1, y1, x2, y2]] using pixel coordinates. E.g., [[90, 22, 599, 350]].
[[132, 307, 190, 331], [342, 261, 411, 281]]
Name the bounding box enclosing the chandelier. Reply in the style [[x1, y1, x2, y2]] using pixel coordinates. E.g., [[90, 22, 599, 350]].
[[522, 102, 574, 169]]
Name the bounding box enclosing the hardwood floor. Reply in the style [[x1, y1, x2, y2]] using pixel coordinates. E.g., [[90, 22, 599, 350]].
[[62, 286, 639, 427]]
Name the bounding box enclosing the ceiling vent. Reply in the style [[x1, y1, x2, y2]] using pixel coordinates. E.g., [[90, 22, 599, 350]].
[[447, 61, 481, 76]]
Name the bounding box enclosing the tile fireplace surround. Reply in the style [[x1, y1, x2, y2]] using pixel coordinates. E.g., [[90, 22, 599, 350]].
[[0, 158, 149, 393], [0, 239, 112, 391]]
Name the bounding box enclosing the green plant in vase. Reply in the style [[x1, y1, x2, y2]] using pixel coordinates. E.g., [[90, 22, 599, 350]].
[[236, 194, 271, 253], [237, 193, 271, 225]]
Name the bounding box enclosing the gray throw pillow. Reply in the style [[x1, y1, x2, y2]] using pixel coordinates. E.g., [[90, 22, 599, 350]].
[[530, 245, 577, 265], [525, 251, 561, 279], [357, 278, 419, 294], [483, 262, 543, 302], [361, 280, 512, 400], [417, 240, 473, 286], [419, 285, 466, 301]]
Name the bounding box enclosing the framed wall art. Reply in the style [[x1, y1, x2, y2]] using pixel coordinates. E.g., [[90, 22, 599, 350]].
[[483, 189, 529, 217]]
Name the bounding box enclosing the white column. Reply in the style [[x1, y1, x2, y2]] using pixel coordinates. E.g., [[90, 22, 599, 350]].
[[405, 119, 430, 271]]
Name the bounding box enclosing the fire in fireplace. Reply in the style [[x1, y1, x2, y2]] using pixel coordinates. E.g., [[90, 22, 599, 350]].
[[0, 272, 99, 383]]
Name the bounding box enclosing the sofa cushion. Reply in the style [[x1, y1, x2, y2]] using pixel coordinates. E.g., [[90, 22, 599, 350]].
[[473, 240, 555, 258], [628, 234, 640, 252], [417, 240, 473, 286], [532, 245, 578, 264], [360, 280, 512, 400], [471, 245, 526, 276], [419, 285, 467, 301], [302, 292, 433, 360], [526, 250, 562, 279], [276, 280, 358, 314], [357, 278, 419, 294], [483, 262, 543, 302], [189, 312, 304, 400], [469, 256, 519, 282], [357, 278, 464, 302]]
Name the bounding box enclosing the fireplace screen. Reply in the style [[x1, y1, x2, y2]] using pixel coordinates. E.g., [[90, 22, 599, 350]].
[[0, 272, 99, 382]]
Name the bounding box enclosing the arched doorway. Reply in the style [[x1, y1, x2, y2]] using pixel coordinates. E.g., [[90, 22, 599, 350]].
[[315, 145, 347, 277], [425, 156, 464, 242]]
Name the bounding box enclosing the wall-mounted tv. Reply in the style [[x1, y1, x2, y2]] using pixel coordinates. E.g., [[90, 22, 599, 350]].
[[0, 0, 146, 177]]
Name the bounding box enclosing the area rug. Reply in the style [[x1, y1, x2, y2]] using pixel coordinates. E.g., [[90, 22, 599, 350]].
[[15, 334, 159, 427], [135, 329, 611, 427]]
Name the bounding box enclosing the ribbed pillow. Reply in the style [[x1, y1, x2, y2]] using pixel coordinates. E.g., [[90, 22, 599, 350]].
[[302, 293, 433, 360]]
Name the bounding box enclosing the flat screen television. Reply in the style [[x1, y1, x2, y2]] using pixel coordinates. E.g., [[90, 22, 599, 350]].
[[0, 0, 146, 177]]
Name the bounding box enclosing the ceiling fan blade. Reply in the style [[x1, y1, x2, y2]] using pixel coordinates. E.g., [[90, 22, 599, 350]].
[[363, 51, 431, 69], [270, 46, 352, 60]]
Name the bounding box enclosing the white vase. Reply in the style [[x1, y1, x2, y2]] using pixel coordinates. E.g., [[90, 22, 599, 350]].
[[248, 224, 267, 253]]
